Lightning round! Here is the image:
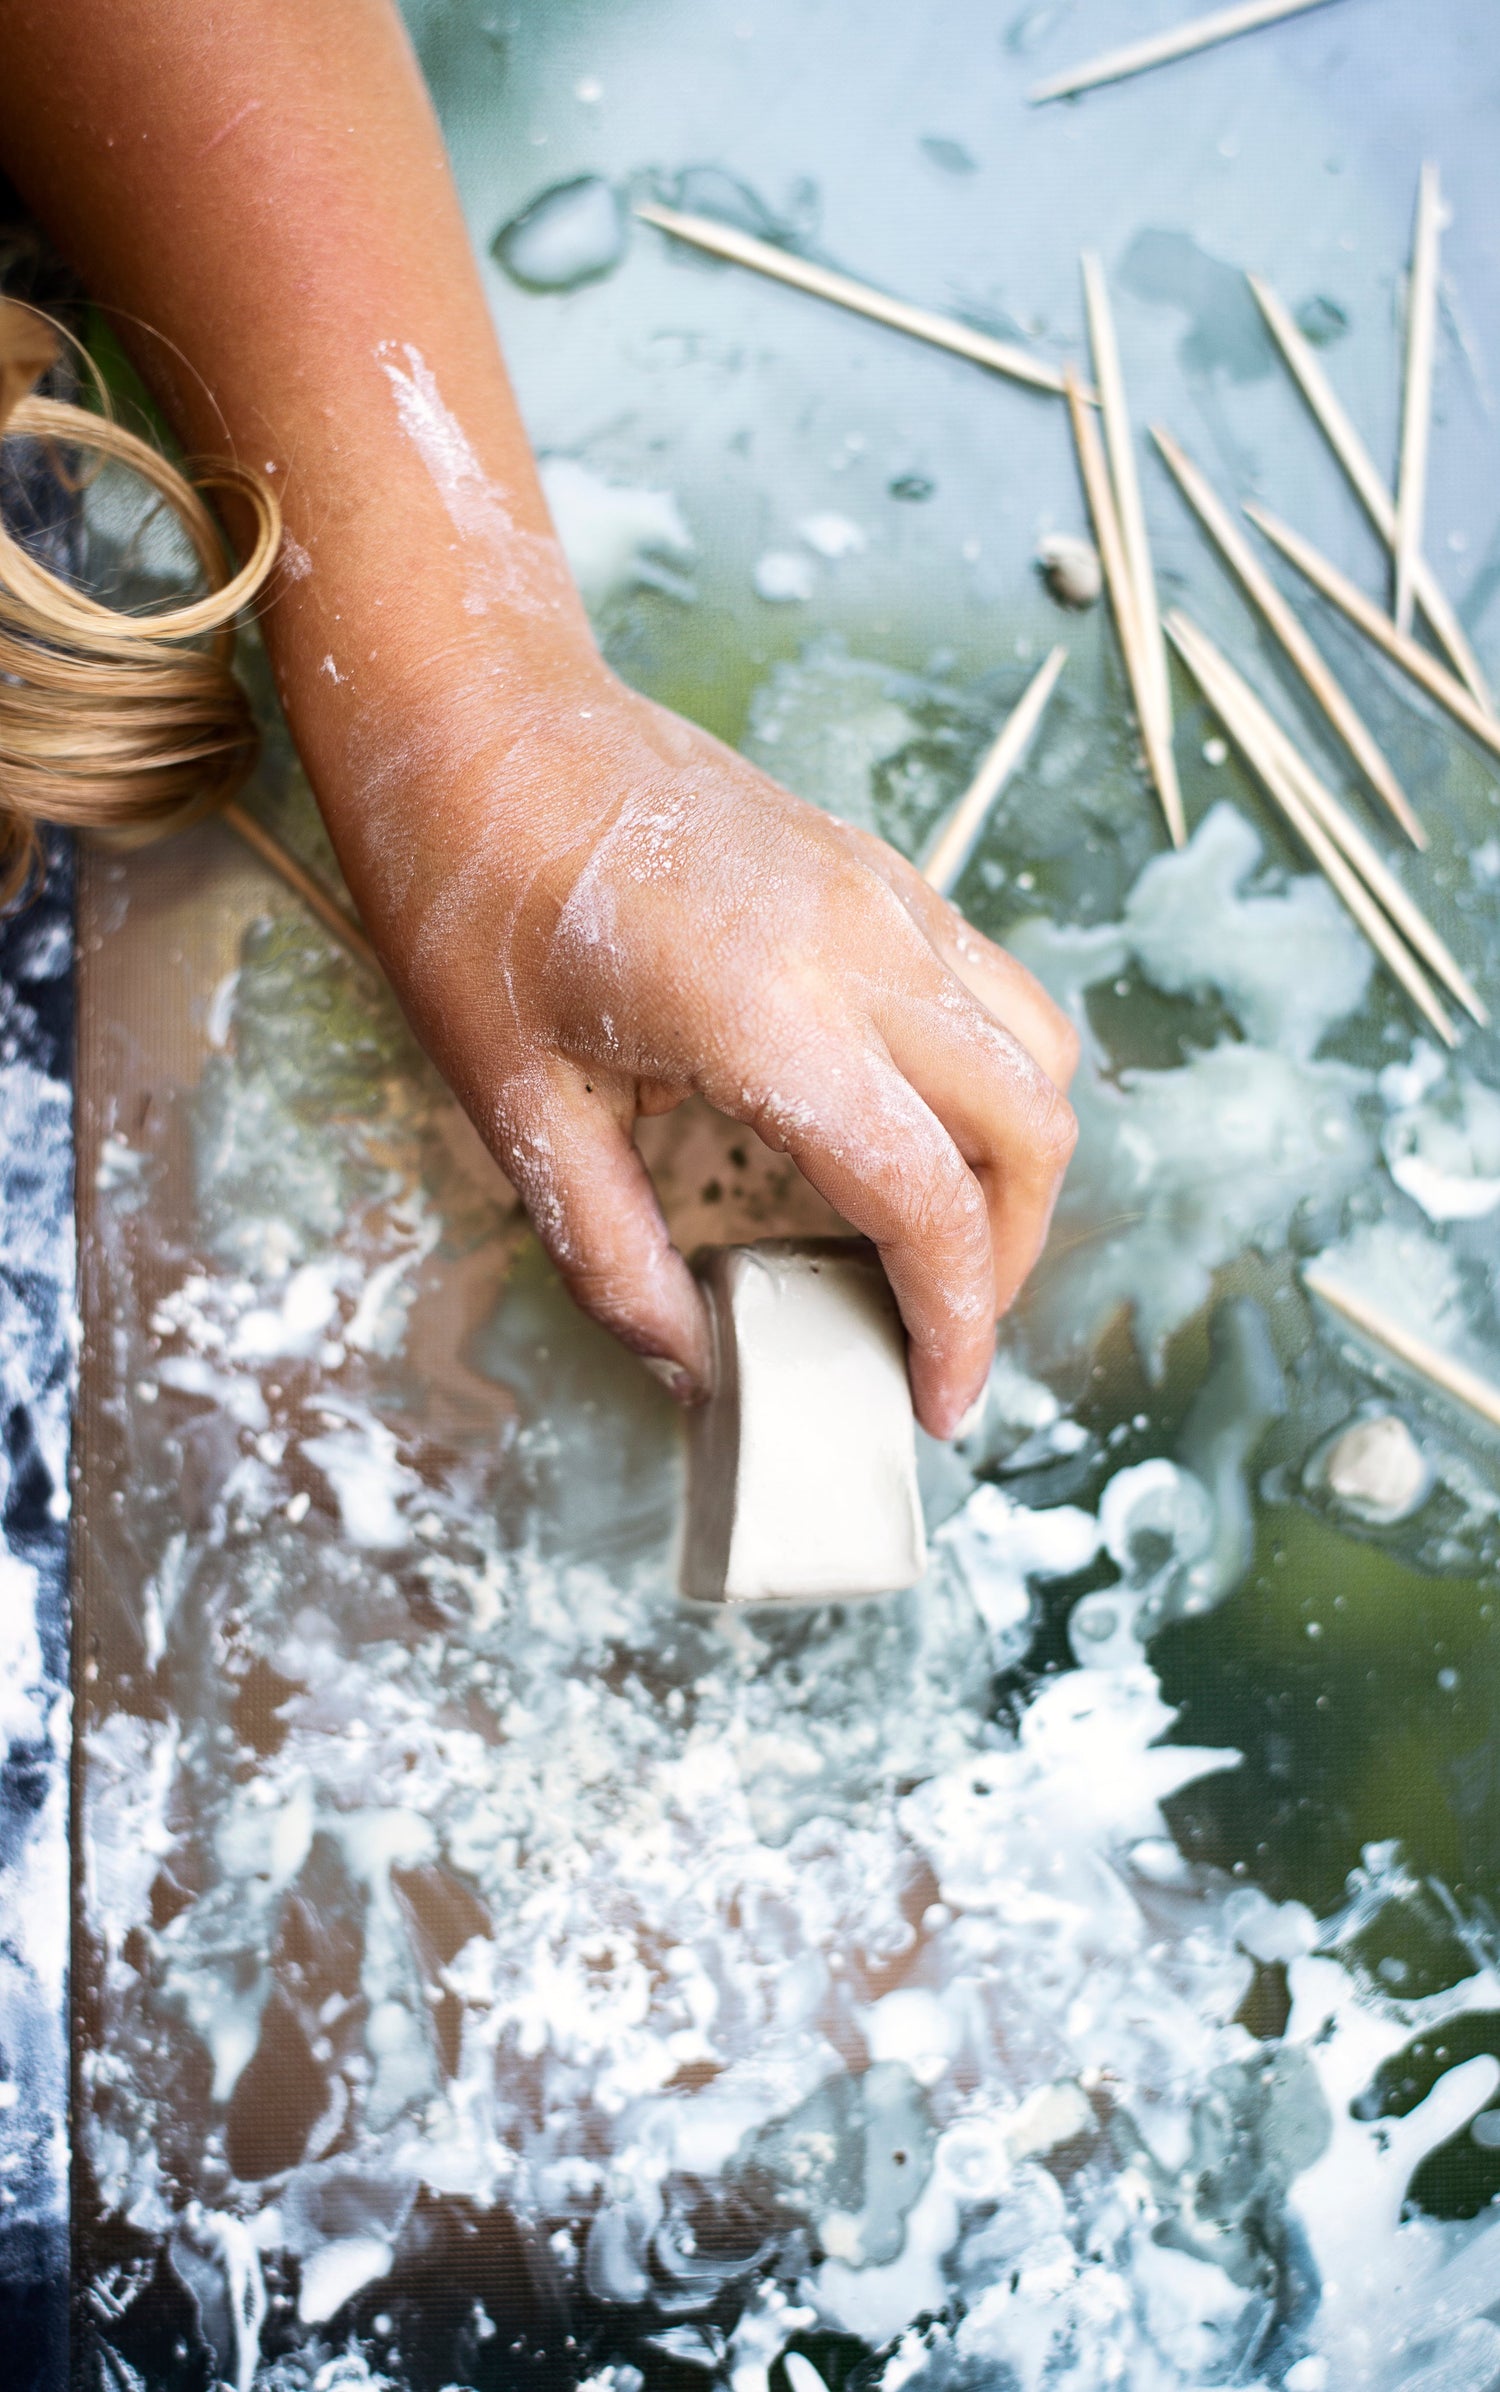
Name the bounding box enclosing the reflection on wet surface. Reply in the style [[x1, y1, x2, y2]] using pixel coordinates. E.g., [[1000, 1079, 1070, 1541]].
[[73, 1, 1500, 2385]]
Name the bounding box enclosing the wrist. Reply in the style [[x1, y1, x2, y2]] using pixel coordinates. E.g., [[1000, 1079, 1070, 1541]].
[[269, 596, 621, 921], [265, 558, 603, 800]]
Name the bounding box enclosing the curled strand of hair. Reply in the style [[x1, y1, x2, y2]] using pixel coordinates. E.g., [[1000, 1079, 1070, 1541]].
[[0, 297, 281, 906]]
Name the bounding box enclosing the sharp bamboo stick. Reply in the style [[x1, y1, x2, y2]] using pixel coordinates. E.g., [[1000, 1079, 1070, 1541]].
[[222, 799, 379, 975], [1245, 502, 1500, 767], [1166, 617, 1457, 1044], [1152, 424, 1426, 848], [1302, 1267, 1500, 1433], [634, 204, 1082, 400], [1167, 610, 1486, 1026], [1247, 273, 1494, 714], [1067, 370, 1187, 847], [1394, 163, 1443, 639], [1028, 0, 1343, 103], [1081, 252, 1173, 757], [921, 646, 1067, 895]]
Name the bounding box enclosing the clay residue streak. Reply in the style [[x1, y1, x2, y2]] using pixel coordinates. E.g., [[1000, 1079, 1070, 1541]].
[[378, 342, 566, 616]]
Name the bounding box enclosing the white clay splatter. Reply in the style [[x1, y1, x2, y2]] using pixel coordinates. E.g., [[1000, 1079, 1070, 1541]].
[[754, 549, 817, 603], [539, 457, 694, 608], [798, 512, 867, 560]]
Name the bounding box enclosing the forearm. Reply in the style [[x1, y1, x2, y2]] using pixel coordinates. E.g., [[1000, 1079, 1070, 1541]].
[[0, 0, 595, 867]]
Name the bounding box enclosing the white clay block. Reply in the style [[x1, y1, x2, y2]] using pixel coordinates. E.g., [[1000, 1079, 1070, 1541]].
[[680, 1239, 928, 1604]]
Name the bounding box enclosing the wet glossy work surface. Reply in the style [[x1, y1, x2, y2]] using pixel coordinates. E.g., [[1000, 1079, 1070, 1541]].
[[74, 3, 1500, 2388]]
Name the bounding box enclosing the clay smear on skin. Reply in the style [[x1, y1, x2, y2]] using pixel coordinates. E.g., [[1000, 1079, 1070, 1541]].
[[547, 779, 699, 982], [548, 768, 894, 1035], [488, 1061, 691, 1327], [378, 342, 570, 617], [493, 1094, 572, 1263]]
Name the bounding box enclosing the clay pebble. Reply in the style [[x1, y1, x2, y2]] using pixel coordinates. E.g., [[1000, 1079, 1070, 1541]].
[[1037, 530, 1103, 611]]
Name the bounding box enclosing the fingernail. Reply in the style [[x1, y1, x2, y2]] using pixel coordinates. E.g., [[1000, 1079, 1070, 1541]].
[[642, 1354, 707, 1406], [928, 1380, 988, 1443]]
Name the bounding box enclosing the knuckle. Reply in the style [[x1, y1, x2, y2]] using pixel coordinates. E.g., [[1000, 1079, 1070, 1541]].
[[1048, 1008, 1083, 1088], [907, 1153, 989, 1258], [1032, 1078, 1079, 1169]]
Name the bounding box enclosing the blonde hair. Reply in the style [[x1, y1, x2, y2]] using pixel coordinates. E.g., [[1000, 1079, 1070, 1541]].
[[0, 296, 281, 905]]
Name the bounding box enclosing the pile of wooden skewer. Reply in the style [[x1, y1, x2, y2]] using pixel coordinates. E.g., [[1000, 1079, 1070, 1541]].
[[1060, 186, 1491, 1061]]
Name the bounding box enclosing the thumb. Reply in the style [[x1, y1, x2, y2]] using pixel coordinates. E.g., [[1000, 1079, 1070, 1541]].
[[493, 1061, 713, 1401]]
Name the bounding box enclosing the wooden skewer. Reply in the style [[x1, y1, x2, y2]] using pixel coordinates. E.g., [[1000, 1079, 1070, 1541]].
[[1394, 163, 1444, 639], [1167, 616, 1457, 1045], [634, 203, 1083, 401], [1028, 0, 1343, 103], [1169, 613, 1485, 1025], [1245, 502, 1500, 767], [1302, 1266, 1500, 1434], [221, 799, 379, 975], [1081, 253, 1174, 764], [1167, 610, 1485, 1027], [1067, 370, 1186, 847], [1152, 424, 1426, 849], [1247, 274, 1494, 714], [921, 646, 1067, 895]]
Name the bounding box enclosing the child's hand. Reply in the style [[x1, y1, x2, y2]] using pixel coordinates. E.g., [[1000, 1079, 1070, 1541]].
[[337, 658, 1078, 1439]]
